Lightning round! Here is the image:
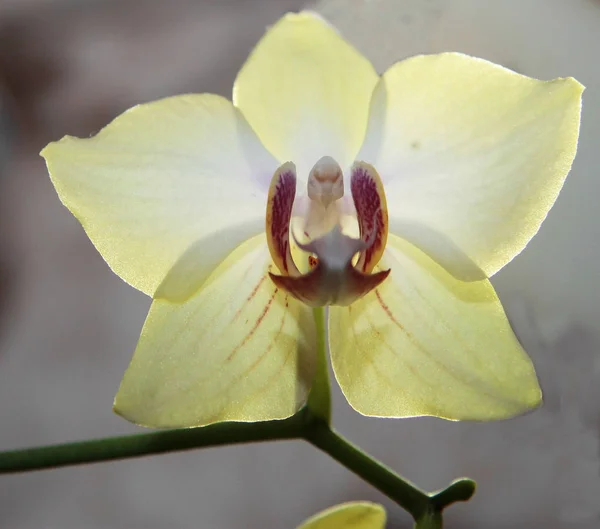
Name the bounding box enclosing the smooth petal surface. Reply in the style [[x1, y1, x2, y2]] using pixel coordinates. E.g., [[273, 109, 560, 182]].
[[329, 234, 542, 421], [42, 94, 278, 298], [359, 52, 583, 278], [114, 235, 315, 428], [233, 11, 379, 177], [297, 502, 386, 529]]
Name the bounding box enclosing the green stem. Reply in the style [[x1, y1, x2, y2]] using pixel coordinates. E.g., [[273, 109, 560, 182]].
[[414, 509, 443, 529], [431, 478, 476, 510], [0, 407, 474, 524], [303, 419, 430, 519], [0, 414, 306, 474], [305, 306, 331, 423]]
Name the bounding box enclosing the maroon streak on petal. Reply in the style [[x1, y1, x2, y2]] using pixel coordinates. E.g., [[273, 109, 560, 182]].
[[266, 162, 299, 276], [226, 288, 278, 362], [351, 161, 388, 274]]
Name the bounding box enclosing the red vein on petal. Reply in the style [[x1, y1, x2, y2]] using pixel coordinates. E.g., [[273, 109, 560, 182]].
[[383, 245, 489, 364], [341, 304, 444, 416], [374, 289, 510, 401], [226, 288, 278, 362], [232, 275, 267, 322], [396, 272, 491, 375], [367, 317, 420, 378], [375, 288, 453, 372], [209, 294, 294, 422], [346, 307, 400, 391], [241, 296, 307, 412], [239, 299, 288, 384], [375, 289, 408, 334]]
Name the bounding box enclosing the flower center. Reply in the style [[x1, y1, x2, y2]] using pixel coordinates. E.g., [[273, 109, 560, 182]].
[[265, 156, 390, 307]]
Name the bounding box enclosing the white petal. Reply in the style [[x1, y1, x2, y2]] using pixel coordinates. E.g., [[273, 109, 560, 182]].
[[359, 53, 583, 278], [42, 94, 278, 297], [330, 234, 541, 421], [233, 11, 379, 178], [114, 236, 315, 428]]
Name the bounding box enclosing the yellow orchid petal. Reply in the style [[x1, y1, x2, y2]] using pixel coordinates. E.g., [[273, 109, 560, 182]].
[[42, 94, 278, 298], [359, 52, 583, 278], [114, 235, 315, 428], [233, 11, 379, 177], [329, 233, 541, 421], [296, 502, 386, 529]]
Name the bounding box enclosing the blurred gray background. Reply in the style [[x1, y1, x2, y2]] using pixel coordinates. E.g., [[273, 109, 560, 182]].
[[0, 0, 599, 527]]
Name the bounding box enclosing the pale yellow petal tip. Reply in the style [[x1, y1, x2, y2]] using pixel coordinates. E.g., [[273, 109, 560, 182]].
[[112, 387, 182, 430], [113, 394, 298, 430], [296, 502, 386, 529], [112, 393, 149, 429], [112, 387, 200, 430], [112, 393, 201, 430], [112, 397, 189, 430], [398, 52, 585, 86], [336, 338, 544, 422], [565, 76, 585, 93], [254, 10, 341, 55], [112, 358, 302, 429], [40, 136, 90, 184], [548, 76, 585, 111], [111, 404, 135, 426], [385, 53, 585, 111], [40, 135, 72, 162], [561, 76, 585, 133], [39, 137, 80, 205], [521, 381, 544, 415], [345, 381, 543, 423], [277, 10, 333, 27], [39, 143, 52, 160], [112, 399, 196, 430], [255, 10, 338, 46]]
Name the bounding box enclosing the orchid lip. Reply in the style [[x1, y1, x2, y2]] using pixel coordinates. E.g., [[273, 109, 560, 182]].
[[265, 157, 390, 307]]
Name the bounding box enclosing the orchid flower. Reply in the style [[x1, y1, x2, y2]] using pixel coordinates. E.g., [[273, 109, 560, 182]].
[[41, 12, 582, 428], [296, 502, 385, 529]]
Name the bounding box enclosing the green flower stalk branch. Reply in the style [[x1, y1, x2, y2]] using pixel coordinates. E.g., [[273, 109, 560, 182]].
[[0, 405, 474, 528], [0, 416, 306, 474]]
